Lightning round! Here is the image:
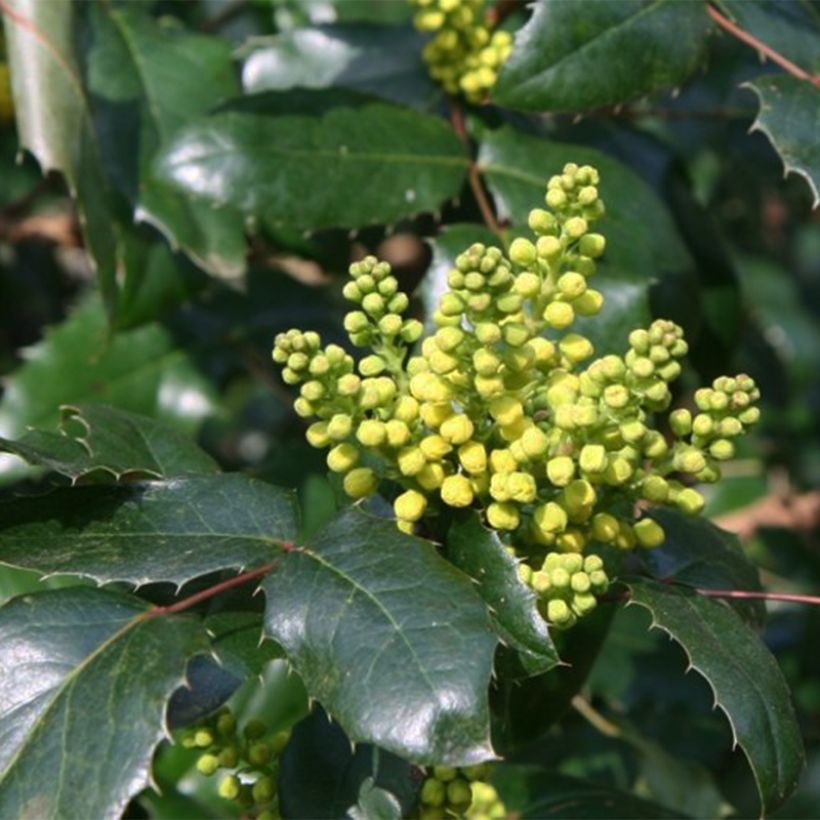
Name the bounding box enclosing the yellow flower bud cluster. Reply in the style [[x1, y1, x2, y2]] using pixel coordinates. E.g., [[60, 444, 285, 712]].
[[418, 763, 505, 819], [409, 0, 512, 102], [179, 709, 289, 819], [272, 161, 760, 629], [519, 553, 609, 630]]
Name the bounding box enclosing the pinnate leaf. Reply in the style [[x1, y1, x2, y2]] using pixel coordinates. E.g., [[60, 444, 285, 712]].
[[495, 0, 709, 112], [262, 506, 497, 765], [0, 474, 298, 586], [0, 586, 209, 818], [625, 578, 804, 813]]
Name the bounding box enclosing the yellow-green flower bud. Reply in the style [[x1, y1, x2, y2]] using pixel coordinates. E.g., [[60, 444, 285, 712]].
[[634, 518, 665, 548], [692, 414, 714, 437], [440, 414, 475, 445], [675, 448, 707, 474], [489, 396, 523, 427], [544, 301, 575, 329], [487, 502, 520, 530], [253, 776, 275, 803], [534, 501, 568, 534], [573, 289, 604, 316], [420, 434, 452, 460], [306, 422, 330, 448], [248, 741, 271, 766], [509, 237, 537, 266], [447, 779, 472, 808], [194, 728, 215, 748], [490, 448, 517, 474], [361, 292, 385, 316], [564, 216, 588, 238], [356, 419, 387, 447], [677, 487, 705, 515], [710, 439, 735, 460], [343, 467, 378, 499], [557, 272, 587, 299], [546, 598, 573, 626], [513, 272, 541, 297], [419, 401, 453, 429], [563, 479, 596, 512], [378, 314, 403, 336], [398, 446, 426, 476], [507, 471, 537, 502], [196, 754, 219, 776], [417, 462, 445, 490], [441, 474, 474, 507], [385, 419, 411, 448], [394, 490, 427, 522], [458, 440, 487, 474], [344, 311, 369, 334], [400, 319, 424, 343], [421, 778, 446, 807], [520, 426, 549, 459], [410, 372, 452, 402], [560, 333, 594, 363], [218, 775, 241, 801], [579, 444, 607, 474], [641, 475, 669, 502], [579, 233, 606, 258], [475, 322, 502, 345], [592, 512, 619, 542], [218, 746, 238, 768], [393, 395, 419, 423], [536, 235, 563, 259], [547, 456, 575, 487]]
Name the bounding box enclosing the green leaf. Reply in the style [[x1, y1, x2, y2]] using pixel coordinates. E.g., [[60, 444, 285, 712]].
[[2, 0, 119, 313], [205, 611, 281, 679], [0, 586, 209, 818], [84, 5, 247, 281], [625, 579, 804, 813], [495, 0, 709, 112], [263, 507, 497, 765], [493, 766, 684, 819], [0, 474, 298, 586], [479, 127, 695, 350], [241, 24, 438, 110], [447, 513, 559, 675], [744, 75, 820, 208], [644, 508, 765, 626], [0, 403, 217, 481], [153, 96, 468, 232], [0, 296, 215, 483], [279, 707, 415, 820]]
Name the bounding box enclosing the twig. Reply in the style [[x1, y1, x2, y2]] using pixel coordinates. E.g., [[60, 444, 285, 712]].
[[600, 585, 820, 607], [707, 4, 820, 88], [714, 489, 820, 541], [145, 547, 294, 618], [447, 98, 504, 239], [571, 695, 622, 737]]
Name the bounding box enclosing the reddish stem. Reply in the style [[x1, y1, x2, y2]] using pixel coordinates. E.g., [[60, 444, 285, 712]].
[[145, 541, 296, 617], [707, 4, 820, 88], [601, 586, 820, 607], [485, 0, 523, 28]]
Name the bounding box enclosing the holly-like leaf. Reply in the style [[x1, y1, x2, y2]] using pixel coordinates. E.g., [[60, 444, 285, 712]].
[[744, 75, 820, 209], [2, 0, 119, 313], [625, 579, 804, 813], [447, 513, 559, 675], [205, 611, 281, 679], [493, 766, 684, 819], [644, 508, 765, 626], [153, 95, 468, 232], [0, 474, 298, 586], [479, 127, 696, 351], [263, 506, 497, 765], [0, 403, 217, 481], [495, 0, 709, 112], [0, 297, 216, 483], [241, 24, 438, 110], [0, 586, 209, 818], [279, 707, 416, 820], [85, 4, 247, 281]]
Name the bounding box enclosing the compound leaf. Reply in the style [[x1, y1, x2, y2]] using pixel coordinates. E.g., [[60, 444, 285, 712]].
[[262, 506, 497, 765], [0, 474, 298, 586], [447, 513, 559, 675], [0, 586, 209, 818], [495, 0, 709, 112], [153, 96, 468, 232], [625, 579, 804, 814], [744, 75, 820, 208]]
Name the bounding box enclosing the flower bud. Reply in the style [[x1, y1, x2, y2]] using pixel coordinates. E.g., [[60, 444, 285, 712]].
[[394, 490, 427, 522], [487, 502, 520, 530], [547, 456, 575, 487], [544, 301, 575, 329], [579, 444, 607, 474], [509, 237, 537, 266], [398, 446, 426, 476], [441, 474, 474, 507], [440, 414, 475, 445], [343, 467, 378, 499], [218, 775, 241, 801], [534, 501, 568, 535], [356, 419, 386, 447], [592, 512, 619, 542], [306, 422, 330, 448], [634, 518, 665, 548], [489, 396, 523, 427], [677, 487, 705, 515]]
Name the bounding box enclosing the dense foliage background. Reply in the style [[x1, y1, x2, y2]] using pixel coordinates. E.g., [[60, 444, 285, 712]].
[[0, 0, 818, 817]]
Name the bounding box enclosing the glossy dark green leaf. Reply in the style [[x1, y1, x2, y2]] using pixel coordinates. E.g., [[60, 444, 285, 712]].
[[626, 579, 804, 813], [495, 0, 709, 112], [0, 403, 217, 481], [447, 513, 559, 675], [0, 474, 298, 586], [479, 127, 696, 351], [2, 0, 119, 313], [279, 707, 416, 820], [166, 655, 242, 730], [744, 75, 820, 208], [0, 586, 209, 818], [644, 508, 765, 626], [0, 297, 216, 483], [205, 611, 281, 678], [263, 506, 497, 765], [493, 766, 684, 819], [84, 4, 247, 281], [241, 24, 438, 110], [153, 97, 468, 232]]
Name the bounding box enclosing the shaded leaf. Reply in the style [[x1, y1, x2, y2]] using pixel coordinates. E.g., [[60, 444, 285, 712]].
[[205, 611, 281, 679], [447, 512, 559, 675], [279, 707, 416, 820], [241, 24, 438, 110], [166, 655, 242, 730], [744, 75, 820, 208], [0, 474, 298, 586], [495, 0, 709, 112], [0, 403, 217, 480], [263, 506, 497, 765], [493, 766, 684, 819], [3, 0, 119, 312], [644, 508, 765, 626], [153, 96, 468, 232], [0, 586, 209, 818], [626, 579, 804, 813]]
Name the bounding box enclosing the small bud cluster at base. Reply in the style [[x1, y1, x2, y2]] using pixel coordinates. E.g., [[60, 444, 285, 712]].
[[409, 0, 512, 102], [272, 162, 760, 631], [417, 763, 505, 819], [179, 708, 290, 819]]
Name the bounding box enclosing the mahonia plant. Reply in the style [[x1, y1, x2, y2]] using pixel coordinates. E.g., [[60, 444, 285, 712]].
[[180, 708, 290, 819], [417, 764, 505, 819], [272, 163, 760, 630], [409, 0, 512, 102]]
